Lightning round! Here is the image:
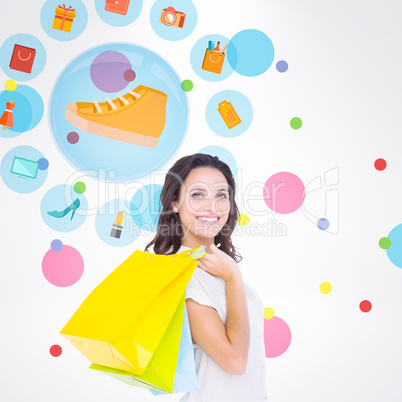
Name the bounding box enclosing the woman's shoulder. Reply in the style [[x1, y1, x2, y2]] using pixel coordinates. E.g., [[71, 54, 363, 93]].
[[190, 266, 226, 294]]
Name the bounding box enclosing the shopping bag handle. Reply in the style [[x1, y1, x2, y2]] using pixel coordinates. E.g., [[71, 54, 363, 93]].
[[209, 52, 222, 63], [18, 50, 32, 61], [177, 246, 207, 259]]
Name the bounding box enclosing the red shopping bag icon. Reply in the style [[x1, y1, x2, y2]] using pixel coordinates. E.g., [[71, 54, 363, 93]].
[[9, 44, 36, 74]]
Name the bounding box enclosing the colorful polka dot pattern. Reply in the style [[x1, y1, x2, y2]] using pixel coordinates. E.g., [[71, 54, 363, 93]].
[[0, 0, 397, 381]]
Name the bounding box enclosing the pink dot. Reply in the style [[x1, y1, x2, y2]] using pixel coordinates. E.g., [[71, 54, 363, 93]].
[[360, 300, 372, 312], [263, 172, 305, 214], [264, 316, 291, 358], [123, 69, 136, 82], [50, 344, 62, 357], [42, 245, 84, 287], [67, 131, 79, 144], [374, 158, 386, 171]]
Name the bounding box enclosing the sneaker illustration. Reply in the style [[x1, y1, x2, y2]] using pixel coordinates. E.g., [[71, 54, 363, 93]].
[[65, 85, 168, 148]]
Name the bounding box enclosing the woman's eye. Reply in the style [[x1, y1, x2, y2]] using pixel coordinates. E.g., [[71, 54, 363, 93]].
[[191, 193, 228, 198]]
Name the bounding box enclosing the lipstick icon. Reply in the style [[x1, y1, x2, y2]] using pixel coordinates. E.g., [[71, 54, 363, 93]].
[[110, 211, 124, 239]]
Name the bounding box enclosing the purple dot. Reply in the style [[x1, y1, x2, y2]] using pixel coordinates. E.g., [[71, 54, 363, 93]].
[[37, 158, 49, 170], [51, 239, 63, 252], [276, 60, 288, 73], [90, 51, 132, 93], [123, 69, 136, 82], [67, 131, 79, 144], [317, 218, 330, 230]]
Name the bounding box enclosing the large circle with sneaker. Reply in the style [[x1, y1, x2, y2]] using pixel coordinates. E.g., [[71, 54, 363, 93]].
[[49, 43, 189, 181]]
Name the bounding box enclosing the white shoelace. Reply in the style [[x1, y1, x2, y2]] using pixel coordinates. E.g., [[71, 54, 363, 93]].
[[93, 90, 141, 114]]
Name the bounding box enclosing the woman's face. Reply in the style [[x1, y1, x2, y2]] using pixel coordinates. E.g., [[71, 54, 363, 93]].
[[171, 167, 231, 247]]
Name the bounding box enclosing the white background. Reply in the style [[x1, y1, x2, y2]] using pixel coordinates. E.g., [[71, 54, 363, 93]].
[[1, 0, 402, 401]]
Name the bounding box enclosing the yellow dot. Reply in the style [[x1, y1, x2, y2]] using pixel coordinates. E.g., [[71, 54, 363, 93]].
[[237, 214, 250, 226], [264, 307, 275, 320], [320, 282, 332, 294], [5, 80, 17, 92]]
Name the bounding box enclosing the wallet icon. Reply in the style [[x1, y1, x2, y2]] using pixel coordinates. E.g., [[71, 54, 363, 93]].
[[105, 0, 130, 15]]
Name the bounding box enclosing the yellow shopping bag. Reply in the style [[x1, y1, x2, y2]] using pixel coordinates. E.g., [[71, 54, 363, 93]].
[[89, 292, 187, 393], [60, 247, 206, 379]]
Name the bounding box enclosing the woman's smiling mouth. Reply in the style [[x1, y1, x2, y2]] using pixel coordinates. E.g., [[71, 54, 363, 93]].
[[196, 216, 221, 224]]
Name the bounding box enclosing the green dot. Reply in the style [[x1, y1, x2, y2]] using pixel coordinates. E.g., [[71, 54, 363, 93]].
[[290, 117, 303, 129], [379, 237, 391, 249], [181, 79, 193, 92], [74, 181, 86, 194]]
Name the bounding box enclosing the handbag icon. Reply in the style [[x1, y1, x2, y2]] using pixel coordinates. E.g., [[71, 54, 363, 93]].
[[9, 44, 36, 74], [201, 48, 225, 74]]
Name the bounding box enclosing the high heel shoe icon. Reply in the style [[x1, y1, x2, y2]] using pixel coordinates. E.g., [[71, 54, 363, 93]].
[[47, 198, 80, 221]]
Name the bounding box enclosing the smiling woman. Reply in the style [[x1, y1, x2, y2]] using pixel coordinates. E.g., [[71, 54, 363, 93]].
[[144, 153, 240, 259], [144, 153, 268, 401]]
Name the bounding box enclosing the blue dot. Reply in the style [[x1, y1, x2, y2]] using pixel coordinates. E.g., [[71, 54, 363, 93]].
[[276, 60, 288, 73], [227, 29, 274, 77], [51, 239, 63, 252], [37, 158, 49, 170], [317, 218, 330, 230]]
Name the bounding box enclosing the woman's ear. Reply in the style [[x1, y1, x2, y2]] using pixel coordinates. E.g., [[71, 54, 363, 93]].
[[171, 201, 178, 213]]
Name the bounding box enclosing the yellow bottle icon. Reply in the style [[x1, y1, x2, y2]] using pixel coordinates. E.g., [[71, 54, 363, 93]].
[[218, 100, 242, 129]]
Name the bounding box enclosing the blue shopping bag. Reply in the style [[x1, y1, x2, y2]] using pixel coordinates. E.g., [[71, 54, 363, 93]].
[[149, 303, 199, 395]]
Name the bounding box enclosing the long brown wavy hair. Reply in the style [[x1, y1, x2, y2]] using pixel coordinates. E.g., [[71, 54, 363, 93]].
[[144, 153, 242, 262]]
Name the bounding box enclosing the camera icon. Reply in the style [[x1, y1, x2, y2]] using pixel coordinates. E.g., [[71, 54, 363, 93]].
[[159, 6, 186, 28]]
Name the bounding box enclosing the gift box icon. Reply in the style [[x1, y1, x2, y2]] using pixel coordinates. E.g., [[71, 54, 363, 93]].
[[52, 5, 76, 33]]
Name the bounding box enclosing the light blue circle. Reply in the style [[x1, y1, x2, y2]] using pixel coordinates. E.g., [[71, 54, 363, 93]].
[[197, 146, 238, 180], [150, 0, 197, 41], [227, 29, 274, 77], [95, 0, 143, 27], [40, 184, 88, 232], [386, 224, 402, 268], [95, 199, 140, 247], [0, 33, 47, 81], [0, 85, 44, 138], [49, 43, 189, 181], [190, 34, 233, 82], [0, 145, 48, 193], [205, 90, 253, 138], [130, 184, 163, 232], [40, 1, 88, 41]]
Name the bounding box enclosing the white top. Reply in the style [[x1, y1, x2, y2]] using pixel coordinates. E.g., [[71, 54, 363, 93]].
[[152, 244, 268, 402]]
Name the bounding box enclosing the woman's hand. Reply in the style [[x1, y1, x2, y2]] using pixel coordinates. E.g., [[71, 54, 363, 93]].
[[196, 243, 241, 283]]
